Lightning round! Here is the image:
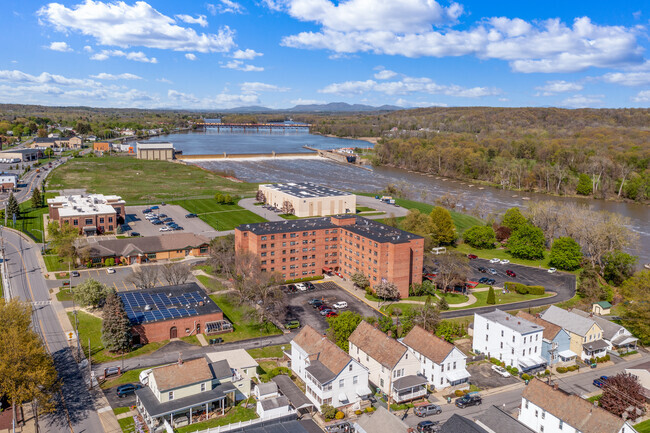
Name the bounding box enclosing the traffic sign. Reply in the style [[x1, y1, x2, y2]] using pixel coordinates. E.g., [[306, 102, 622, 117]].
[[66, 331, 76, 341]]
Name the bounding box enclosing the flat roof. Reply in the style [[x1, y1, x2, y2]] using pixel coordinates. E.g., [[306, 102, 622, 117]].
[[0, 148, 41, 155], [261, 182, 352, 198], [477, 309, 544, 335], [137, 141, 174, 149], [47, 194, 123, 218]]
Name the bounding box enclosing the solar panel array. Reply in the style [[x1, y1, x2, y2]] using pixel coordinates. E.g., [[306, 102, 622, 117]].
[[120, 291, 206, 324]]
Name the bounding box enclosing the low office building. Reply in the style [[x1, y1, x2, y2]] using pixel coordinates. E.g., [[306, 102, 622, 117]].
[[519, 379, 638, 433], [349, 321, 424, 403], [47, 194, 126, 235], [32, 136, 82, 149], [118, 283, 232, 344], [571, 309, 638, 353], [516, 312, 573, 366], [290, 325, 370, 409], [540, 306, 607, 361], [206, 349, 259, 400], [235, 215, 423, 298], [0, 172, 18, 192], [93, 142, 111, 153], [82, 233, 210, 265], [0, 148, 42, 162], [258, 182, 356, 217], [402, 325, 470, 391], [135, 356, 238, 430], [137, 141, 175, 160], [473, 310, 547, 373]]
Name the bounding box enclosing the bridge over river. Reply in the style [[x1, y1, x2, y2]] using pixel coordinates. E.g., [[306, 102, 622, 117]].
[[196, 122, 312, 131]]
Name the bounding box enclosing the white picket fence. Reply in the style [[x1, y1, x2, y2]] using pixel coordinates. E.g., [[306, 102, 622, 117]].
[[191, 410, 298, 433]]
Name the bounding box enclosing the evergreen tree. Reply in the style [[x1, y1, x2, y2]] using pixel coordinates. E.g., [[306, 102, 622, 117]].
[[31, 187, 42, 209], [576, 173, 593, 195], [7, 193, 20, 220], [486, 286, 496, 304], [430, 206, 457, 245], [101, 291, 131, 353], [501, 208, 528, 231], [437, 296, 449, 311]]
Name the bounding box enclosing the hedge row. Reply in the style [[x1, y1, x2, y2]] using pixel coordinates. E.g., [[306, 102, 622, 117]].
[[284, 275, 325, 284], [556, 365, 580, 374], [504, 281, 545, 295]]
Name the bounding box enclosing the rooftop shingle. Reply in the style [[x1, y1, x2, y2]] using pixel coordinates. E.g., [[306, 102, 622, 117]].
[[152, 358, 213, 391], [516, 311, 563, 341], [292, 325, 352, 384], [402, 325, 456, 364], [349, 320, 406, 369]]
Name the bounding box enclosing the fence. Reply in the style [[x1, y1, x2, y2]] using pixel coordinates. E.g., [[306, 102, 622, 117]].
[[191, 412, 298, 433]]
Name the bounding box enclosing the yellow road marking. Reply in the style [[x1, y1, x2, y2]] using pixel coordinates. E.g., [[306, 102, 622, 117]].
[[113, 282, 119, 292]]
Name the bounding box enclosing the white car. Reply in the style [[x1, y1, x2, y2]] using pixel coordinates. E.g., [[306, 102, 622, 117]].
[[500, 259, 510, 265], [159, 226, 172, 232], [491, 365, 511, 377], [490, 258, 500, 263], [333, 301, 348, 309], [548, 268, 557, 273], [295, 283, 307, 291], [106, 267, 116, 274]]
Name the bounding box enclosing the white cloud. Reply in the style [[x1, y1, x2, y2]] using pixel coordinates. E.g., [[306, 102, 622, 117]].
[[168, 88, 260, 108], [395, 98, 447, 107], [221, 60, 264, 71], [601, 71, 650, 86], [232, 49, 263, 60], [374, 70, 397, 80], [185, 53, 198, 61], [207, 0, 244, 14], [48, 41, 72, 52], [632, 90, 650, 102], [535, 80, 583, 95], [83, 45, 93, 52], [175, 14, 208, 27], [38, 1, 235, 53], [157, 77, 173, 84], [90, 72, 142, 80], [561, 94, 603, 108], [290, 98, 325, 105], [0, 69, 97, 87], [261, 0, 284, 12], [91, 50, 158, 63], [240, 82, 289, 93]]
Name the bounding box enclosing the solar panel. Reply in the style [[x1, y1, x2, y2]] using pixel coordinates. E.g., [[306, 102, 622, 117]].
[[119, 290, 212, 325]]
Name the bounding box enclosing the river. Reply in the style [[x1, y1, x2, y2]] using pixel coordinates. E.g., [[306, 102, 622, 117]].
[[140, 129, 649, 264]]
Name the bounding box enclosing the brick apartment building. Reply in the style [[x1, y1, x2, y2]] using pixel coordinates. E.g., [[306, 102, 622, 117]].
[[235, 215, 424, 297], [47, 194, 126, 235]]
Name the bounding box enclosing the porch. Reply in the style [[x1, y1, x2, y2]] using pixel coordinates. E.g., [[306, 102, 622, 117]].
[[518, 355, 548, 373], [582, 340, 609, 361], [392, 375, 428, 403]]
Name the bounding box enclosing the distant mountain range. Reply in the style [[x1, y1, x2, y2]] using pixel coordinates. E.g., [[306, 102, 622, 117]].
[[221, 102, 403, 113]]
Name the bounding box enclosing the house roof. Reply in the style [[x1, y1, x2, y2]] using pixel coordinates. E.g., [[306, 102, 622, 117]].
[[439, 414, 488, 433], [355, 406, 409, 433], [259, 396, 290, 411], [206, 349, 258, 371], [151, 358, 214, 392], [540, 306, 599, 337], [209, 359, 232, 379], [571, 309, 625, 341], [402, 325, 457, 364], [87, 233, 210, 258], [474, 405, 535, 433], [516, 311, 563, 341], [292, 325, 353, 384], [349, 320, 406, 369], [594, 301, 612, 309], [522, 379, 628, 433], [478, 309, 544, 335], [271, 375, 314, 410], [255, 382, 278, 396], [392, 375, 427, 391]]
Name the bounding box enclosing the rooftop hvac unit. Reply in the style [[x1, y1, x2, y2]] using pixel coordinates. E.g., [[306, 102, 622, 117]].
[[144, 304, 151, 311]]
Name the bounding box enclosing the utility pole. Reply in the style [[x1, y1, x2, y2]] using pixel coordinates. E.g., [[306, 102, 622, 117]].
[[88, 337, 92, 390]]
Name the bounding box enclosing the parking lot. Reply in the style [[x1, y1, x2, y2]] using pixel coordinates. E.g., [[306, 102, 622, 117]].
[[467, 258, 575, 294], [123, 205, 218, 237], [467, 362, 519, 390], [283, 280, 382, 333]]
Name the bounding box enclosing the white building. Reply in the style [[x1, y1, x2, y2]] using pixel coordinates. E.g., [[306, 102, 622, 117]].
[[349, 321, 424, 403], [0, 172, 18, 192], [402, 325, 470, 391], [473, 310, 547, 372], [254, 382, 279, 400], [258, 182, 356, 217], [290, 325, 370, 409], [519, 379, 638, 433], [256, 396, 293, 419]]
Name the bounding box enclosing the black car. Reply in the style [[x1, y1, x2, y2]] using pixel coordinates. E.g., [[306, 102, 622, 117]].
[[158, 214, 167, 219], [416, 420, 440, 432], [185, 213, 198, 218], [455, 394, 482, 408], [150, 219, 163, 225], [478, 267, 487, 273], [172, 225, 184, 231], [116, 383, 142, 397], [306, 282, 316, 290], [312, 300, 324, 308], [142, 209, 152, 214], [71, 271, 80, 277], [486, 278, 496, 285], [131, 232, 140, 237], [478, 277, 489, 284]]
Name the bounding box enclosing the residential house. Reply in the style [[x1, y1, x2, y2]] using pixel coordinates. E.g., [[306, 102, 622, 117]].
[[135, 356, 238, 431], [0, 172, 18, 192], [93, 142, 111, 154], [349, 320, 424, 403], [540, 306, 607, 361], [206, 349, 259, 400], [571, 309, 638, 353], [256, 396, 293, 419], [475, 405, 535, 433], [516, 312, 574, 366], [354, 406, 409, 433], [439, 414, 489, 433], [593, 301, 612, 315], [290, 325, 370, 409], [519, 378, 638, 433], [401, 325, 470, 391], [472, 310, 547, 372], [254, 382, 279, 400], [625, 360, 650, 402]]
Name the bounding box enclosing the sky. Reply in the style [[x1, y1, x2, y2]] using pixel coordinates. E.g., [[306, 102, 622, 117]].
[[0, 0, 649, 110]]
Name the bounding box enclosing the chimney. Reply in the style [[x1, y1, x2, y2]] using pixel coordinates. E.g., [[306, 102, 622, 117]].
[[589, 312, 594, 318], [553, 383, 559, 390], [178, 353, 183, 365], [517, 321, 521, 325]]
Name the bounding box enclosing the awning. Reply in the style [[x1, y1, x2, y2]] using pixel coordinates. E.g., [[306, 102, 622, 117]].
[[356, 385, 372, 397], [611, 335, 638, 346], [322, 267, 332, 272], [338, 392, 349, 402], [445, 369, 470, 382], [519, 355, 547, 369], [558, 350, 576, 359]]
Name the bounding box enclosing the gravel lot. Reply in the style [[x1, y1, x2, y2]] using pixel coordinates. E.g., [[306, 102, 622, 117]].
[[124, 205, 218, 237], [283, 280, 381, 333], [467, 362, 519, 390]]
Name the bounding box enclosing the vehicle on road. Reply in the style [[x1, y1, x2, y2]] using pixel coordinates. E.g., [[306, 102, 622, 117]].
[[116, 383, 142, 398], [500, 259, 510, 264], [478, 267, 487, 273], [548, 268, 557, 273], [416, 420, 440, 432], [185, 213, 198, 218], [284, 320, 301, 329], [131, 232, 140, 237], [333, 301, 348, 309], [71, 271, 80, 277], [295, 283, 307, 291], [490, 258, 500, 263], [159, 226, 172, 232], [488, 268, 497, 275], [506, 270, 516, 277], [455, 394, 482, 408], [106, 267, 116, 274], [593, 376, 609, 388], [414, 404, 442, 417], [467, 254, 478, 259], [491, 365, 511, 377]]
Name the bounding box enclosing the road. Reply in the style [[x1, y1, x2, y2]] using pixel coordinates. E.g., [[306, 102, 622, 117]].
[[0, 156, 65, 207], [2, 228, 101, 432]]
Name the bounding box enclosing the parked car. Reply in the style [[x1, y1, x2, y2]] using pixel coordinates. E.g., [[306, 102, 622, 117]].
[[320, 309, 333, 316], [150, 205, 159, 210], [478, 277, 488, 284], [284, 320, 301, 329], [500, 259, 510, 264], [116, 383, 142, 398], [185, 213, 198, 218], [324, 422, 353, 433], [455, 394, 482, 408], [308, 298, 321, 305], [312, 301, 324, 308], [486, 278, 496, 285], [548, 268, 557, 273], [105, 366, 120, 377], [506, 270, 516, 277], [333, 301, 348, 309], [158, 214, 167, 219], [295, 283, 307, 291], [491, 365, 511, 377], [414, 403, 442, 417], [71, 271, 80, 277], [165, 221, 176, 226], [287, 284, 297, 293], [159, 226, 172, 232], [416, 420, 440, 432], [467, 254, 478, 260], [478, 267, 487, 273], [172, 226, 184, 231], [488, 268, 497, 275], [106, 267, 116, 274], [130, 232, 140, 237], [490, 258, 500, 263], [163, 217, 173, 222], [318, 305, 330, 311], [593, 376, 609, 388], [305, 282, 316, 290], [151, 219, 163, 225], [326, 311, 338, 318]]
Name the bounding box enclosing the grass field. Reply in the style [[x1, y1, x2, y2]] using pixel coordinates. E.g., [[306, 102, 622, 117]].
[[56, 288, 74, 302], [44, 255, 69, 272], [356, 206, 375, 212], [635, 419, 650, 433], [247, 344, 286, 359], [7, 203, 48, 243], [455, 243, 553, 269], [47, 156, 257, 204], [118, 417, 135, 433], [209, 294, 282, 342], [196, 275, 227, 292], [175, 402, 257, 433], [169, 198, 266, 231]]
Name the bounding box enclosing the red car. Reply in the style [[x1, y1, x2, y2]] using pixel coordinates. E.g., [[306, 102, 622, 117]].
[[506, 270, 516, 277], [467, 254, 478, 259], [326, 311, 338, 318], [318, 305, 330, 311]]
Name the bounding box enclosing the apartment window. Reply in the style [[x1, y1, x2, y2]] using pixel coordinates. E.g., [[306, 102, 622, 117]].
[[349, 364, 353, 372], [353, 375, 358, 385], [261, 244, 267, 249], [85, 218, 93, 225], [283, 234, 287, 239], [501, 330, 504, 337], [525, 400, 528, 409], [271, 235, 275, 240], [441, 364, 444, 372], [500, 342, 503, 349], [440, 377, 444, 385], [486, 323, 489, 330], [453, 361, 456, 369], [261, 252, 267, 257], [512, 336, 515, 343], [108, 217, 113, 222], [524, 337, 526, 344], [201, 383, 206, 392], [168, 391, 174, 400], [339, 379, 344, 388], [559, 420, 563, 430], [261, 236, 267, 240], [380, 378, 384, 388], [542, 411, 545, 419], [485, 335, 488, 342], [535, 410, 538, 417], [99, 217, 104, 223]]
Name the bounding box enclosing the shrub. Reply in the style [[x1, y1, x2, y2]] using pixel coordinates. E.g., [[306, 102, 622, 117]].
[[104, 258, 115, 267], [556, 367, 568, 373], [335, 411, 345, 420], [510, 367, 518, 375], [568, 365, 579, 371], [504, 281, 545, 295], [365, 407, 375, 413], [284, 275, 325, 284], [489, 357, 500, 365], [463, 226, 496, 249], [354, 410, 362, 416], [321, 404, 337, 420], [544, 369, 550, 376], [521, 373, 531, 381], [454, 390, 465, 397]]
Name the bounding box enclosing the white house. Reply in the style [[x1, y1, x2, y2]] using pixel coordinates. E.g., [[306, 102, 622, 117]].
[[349, 321, 424, 403], [519, 379, 638, 433], [401, 325, 470, 391], [256, 396, 293, 419], [254, 382, 279, 401], [0, 172, 18, 192], [473, 310, 547, 372], [290, 325, 371, 409]]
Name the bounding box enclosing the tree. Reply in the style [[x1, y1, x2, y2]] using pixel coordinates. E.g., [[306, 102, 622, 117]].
[[44, 147, 53, 158], [101, 291, 131, 353], [326, 311, 362, 351], [494, 225, 512, 243], [75, 121, 92, 135], [126, 266, 159, 289], [31, 187, 42, 209], [602, 251, 637, 286], [383, 213, 399, 228], [401, 209, 433, 245], [577, 264, 608, 302], [0, 299, 58, 431], [408, 296, 440, 332], [374, 281, 400, 306], [255, 190, 266, 203], [47, 221, 79, 265], [549, 237, 582, 271], [7, 192, 20, 220], [429, 206, 456, 245], [37, 128, 48, 138], [209, 234, 235, 276], [463, 226, 496, 249], [232, 252, 284, 325], [507, 224, 545, 259], [576, 173, 593, 195], [620, 271, 650, 344], [351, 272, 370, 290], [161, 262, 192, 286], [73, 278, 109, 309], [437, 296, 449, 311], [501, 208, 527, 231], [434, 252, 470, 292], [486, 286, 496, 304], [281, 200, 294, 215], [599, 373, 645, 419]]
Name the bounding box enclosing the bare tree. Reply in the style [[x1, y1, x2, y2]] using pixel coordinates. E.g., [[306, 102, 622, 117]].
[[433, 252, 470, 293], [232, 251, 285, 324], [374, 281, 400, 308], [161, 262, 192, 286], [208, 234, 235, 277], [126, 266, 159, 289], [281, 200, 295, 215], [411, 296, 440, 332], [255, 190, 266, 203]]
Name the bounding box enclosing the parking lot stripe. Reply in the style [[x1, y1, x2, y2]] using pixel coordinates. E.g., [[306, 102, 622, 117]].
[[158, 278, 165, 287], [113, 282, 119, 292], [122, 282, 128, 291]]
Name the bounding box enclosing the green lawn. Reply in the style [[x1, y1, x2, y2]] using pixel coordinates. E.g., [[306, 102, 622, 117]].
[[196, 275, 227, 292], [356, 206, 375, 212], [47, 156, 256, 204], [209, 294, 282, 343], [7, 203, 48, 243], [44, 255, 70, 272], [102, 368, 149, 389], [56, 288, 74, 302], [113, 407, 131, 415], [193, 264, 214, 275], [175, 402, 258, 433], [452, 290, 552, 310], [634, 419, 650, 433], [170, 198, 267, 231], [435, 290, 470, 304], [118, 417, 135, 433], [455, 243, 554, 269], [247, 344, 286, 359], [180, 335, 201, 346]]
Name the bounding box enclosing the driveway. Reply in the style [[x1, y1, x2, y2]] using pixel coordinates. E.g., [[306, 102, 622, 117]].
[[124, 205, 218, 237], [356, 195, 409, 218], [467, 362, 519, 390], [239, 198, 285, 221], [283, 281, 381, 333]]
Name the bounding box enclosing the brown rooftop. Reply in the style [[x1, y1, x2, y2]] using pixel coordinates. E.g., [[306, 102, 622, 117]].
[[516, 311, 563, 341], [292, 325, 352, 379], [349, 320, 406, 369], [522, 379, 628, 433], [88, 233, 210, 257], [402, 325, 455, 364], [151, 358, 213, 391]]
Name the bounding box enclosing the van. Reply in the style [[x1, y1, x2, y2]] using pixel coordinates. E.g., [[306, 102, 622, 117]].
[[414, 403, 442, 417]]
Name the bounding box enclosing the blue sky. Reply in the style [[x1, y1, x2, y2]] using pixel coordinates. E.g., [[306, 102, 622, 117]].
[[0, 0, 649, 109]]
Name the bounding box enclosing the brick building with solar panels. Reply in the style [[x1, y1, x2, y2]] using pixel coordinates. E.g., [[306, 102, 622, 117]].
[[118, 283, 233, 344]]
